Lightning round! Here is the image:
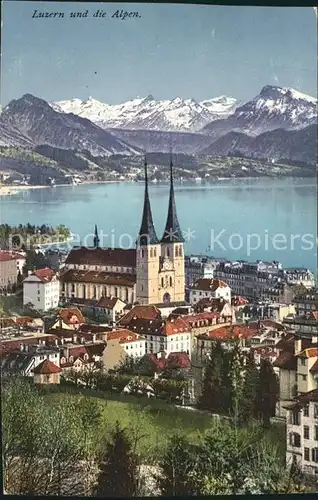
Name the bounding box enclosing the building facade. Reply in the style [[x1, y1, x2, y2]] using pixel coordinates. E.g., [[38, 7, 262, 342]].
[[189, 278, 231, 305], [23, 268, 60, 311], [0, 251, 20, 291], [60, 158, 185, 306], [285, 390, 318, 475]]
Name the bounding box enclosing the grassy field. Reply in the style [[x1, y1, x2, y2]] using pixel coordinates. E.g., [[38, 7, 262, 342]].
[[47, 388, 286, 461]]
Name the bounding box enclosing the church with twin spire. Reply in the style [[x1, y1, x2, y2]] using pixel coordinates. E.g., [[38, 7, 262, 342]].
[[61, 157, 185, 306]]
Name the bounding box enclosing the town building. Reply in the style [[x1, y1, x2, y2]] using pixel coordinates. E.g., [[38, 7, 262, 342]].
[[94, 296, 127, 324], [282, 268, 316, 289], [33, 359, 62, 385], [106, 329, 146, 359], [292, 288, 318, 316], [184, 255, 215, 288], [284, 389, 318, 475], [23, 268, 60, 311], [0, 251, 21, 292], [2, 344, 61, 377], [189, 278, 231, 305], [59, 157, 185, 307]]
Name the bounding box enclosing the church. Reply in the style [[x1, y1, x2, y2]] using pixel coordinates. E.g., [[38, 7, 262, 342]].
[[60, 158, 185, 306]]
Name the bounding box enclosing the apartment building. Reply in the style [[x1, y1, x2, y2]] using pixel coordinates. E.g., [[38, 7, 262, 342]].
[[23, 268, 60, 311], [285, 389, 318, 475]]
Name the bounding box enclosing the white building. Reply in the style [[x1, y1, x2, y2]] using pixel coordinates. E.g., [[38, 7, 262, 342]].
[[23, 268, 60, 312], [189, 278, 231, 305], [285, 389, 318, 475], [94, 296, 126, 323], [2, 344, 61, 376], [107, 329, 146, 359]]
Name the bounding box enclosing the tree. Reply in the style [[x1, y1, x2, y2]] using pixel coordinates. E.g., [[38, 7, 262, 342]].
[[257, 359, 279, 427], [239, 351, 259, 423], [226, 341, 245, 422], [197, 341, 225, 413], [95, 420, 138, 497], [157, 434, 198, 496]]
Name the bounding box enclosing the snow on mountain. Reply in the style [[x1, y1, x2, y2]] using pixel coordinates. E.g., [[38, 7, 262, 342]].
[[51, 94, 238, 133], [202, 85, 317, 137]]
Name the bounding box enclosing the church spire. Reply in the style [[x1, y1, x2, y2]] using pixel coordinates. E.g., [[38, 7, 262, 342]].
[[137, 156, 159, 246], [161, 155, 184, 243], [93, 224, 100, 248]]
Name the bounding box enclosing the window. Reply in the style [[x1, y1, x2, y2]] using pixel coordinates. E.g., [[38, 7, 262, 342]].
[[161, 277, 164, 287], [312, 448, 318, 463], [314, 405, 318, 418], [304, 426, 310, 439], [315, 426, 318, 441], [150, 248, 153, 258], [304, 448, 310, 461], [301, 358, 306, 366], [304, 405, 309, 417], [302, 374, 307, 381], [169, 277, 172, 287], [37, 297, 40, 302], [289, 432, 301, 448], [291, 412, 300, 426]]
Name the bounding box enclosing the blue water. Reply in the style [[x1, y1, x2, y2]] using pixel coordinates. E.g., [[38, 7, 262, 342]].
[[1, 178, 316, 271]]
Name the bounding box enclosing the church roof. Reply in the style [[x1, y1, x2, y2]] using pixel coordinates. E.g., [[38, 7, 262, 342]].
[[137, 158, 159, 246], [161, 158, 184, 244], [64, 247, 136, 267]]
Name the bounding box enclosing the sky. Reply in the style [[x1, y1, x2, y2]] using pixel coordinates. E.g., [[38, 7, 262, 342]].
[[1, 2, 317, 106]]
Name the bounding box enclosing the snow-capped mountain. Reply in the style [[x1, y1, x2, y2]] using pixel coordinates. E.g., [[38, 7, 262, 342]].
[[202, 85, 317, 137], [0, 94, 141, 155], [51, 94, 238, 132]]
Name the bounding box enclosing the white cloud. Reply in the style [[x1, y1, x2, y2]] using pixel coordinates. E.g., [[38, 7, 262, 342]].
[[211, 29, 216, 40]]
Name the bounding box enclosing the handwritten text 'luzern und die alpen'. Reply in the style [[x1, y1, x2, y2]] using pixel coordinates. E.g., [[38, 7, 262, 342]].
[[31, 10, 142, 20]]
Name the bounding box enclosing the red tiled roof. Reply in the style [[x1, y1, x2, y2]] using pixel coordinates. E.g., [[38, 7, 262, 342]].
[[64, 247, 136, 267], [107, 329, 145, 343], [34, 359, 62, 374], [0, 251, 21, 262], [310, 359, 318, 373], [24, 267, 57, 283], [193, 297, 230, 314], [58, 307, 85, 325], [197, 323, 259, 341], [95, 296, 122, 309], [231, 296, 249, 307], [119, 305, 162, 326], [60, 269, 136, 287], [163, 317, 190, 336], [192, 278, 228, 292], [0, 335, 58, 354], [273, 351, 297, 370], [14, 316, 34, 325], [311, 311, 318, 320], [297, 347, 318, 358]]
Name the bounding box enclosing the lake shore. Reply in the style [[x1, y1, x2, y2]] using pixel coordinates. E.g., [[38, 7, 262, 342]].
[[0, 184, 49, 197]]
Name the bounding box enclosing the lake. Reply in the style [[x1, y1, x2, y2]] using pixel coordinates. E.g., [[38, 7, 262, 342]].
[[1, 177, 316, 272]]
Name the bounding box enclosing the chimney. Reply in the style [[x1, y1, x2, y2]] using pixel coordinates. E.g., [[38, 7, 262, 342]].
[[55, 339, 59, 346], [24, 344, 28, 352], [60, 337, 64, 345], [92, 334, 96, 343], [73, 334, 77, 344], [20, 343, 24, 352], [28, 270, 32, 276], [294, 338, 302, 355]]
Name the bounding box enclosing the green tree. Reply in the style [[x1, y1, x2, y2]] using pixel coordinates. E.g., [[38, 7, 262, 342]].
[[240, 351, 260, 423], [157, 434, 198, 496], [197, 341, 225, 413], [257, 359, 279, 427], [95, 420, 138, 497]]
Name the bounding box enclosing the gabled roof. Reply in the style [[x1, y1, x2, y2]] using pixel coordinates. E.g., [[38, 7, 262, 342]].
[[95, 296, 123, 309], [24, 267, 57, 283], [192, 278, 228, 292], [107, 329, 145, 343], [297, 347, 318, 358], [119, 305, 162, 326], [64, 247, 136, 267], [273, 351, 297, 370], [58, 307, 85, 325], [34, 359, 62, 374]]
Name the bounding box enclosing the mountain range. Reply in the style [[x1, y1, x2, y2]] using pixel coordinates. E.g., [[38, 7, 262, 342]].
[[0, 85, 316, 166]]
